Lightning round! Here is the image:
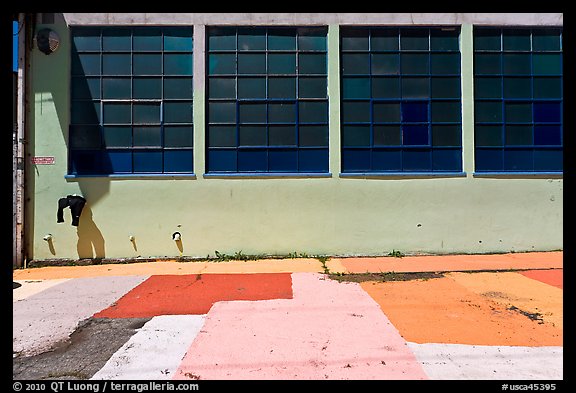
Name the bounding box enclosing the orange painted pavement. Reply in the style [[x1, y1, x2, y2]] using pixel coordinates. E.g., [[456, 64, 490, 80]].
[[360, 275, 562, 347], [520, 269, 563, 289], [94, 273, 293, 318]]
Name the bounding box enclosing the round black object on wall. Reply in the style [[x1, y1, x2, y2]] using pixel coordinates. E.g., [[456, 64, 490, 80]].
[[36, 28, 60, 55]]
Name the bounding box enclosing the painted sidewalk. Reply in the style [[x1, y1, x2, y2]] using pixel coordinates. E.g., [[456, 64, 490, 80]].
[[13, 252, 563, 380]]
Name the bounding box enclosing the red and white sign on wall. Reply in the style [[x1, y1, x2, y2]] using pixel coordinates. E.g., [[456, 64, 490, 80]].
[[31, 156, 55, 165]]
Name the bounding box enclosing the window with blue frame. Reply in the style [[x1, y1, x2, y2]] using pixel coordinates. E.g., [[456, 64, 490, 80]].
[[69, 26, 194, 175], [340, 27, 462, 173], [206, 26, 329, 173], [474, 27, 562, 173]]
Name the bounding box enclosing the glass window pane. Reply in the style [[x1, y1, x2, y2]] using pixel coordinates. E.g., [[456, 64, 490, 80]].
[[70, 125, 101, 149], [533, 53, 562, 75], [534, 125, 562, 146], [103, 102, 130, 124], [269, 149, 297, 172], [433, 149, 461, 171], [163, 27, 193, 51], [238, 53, 266, 74], [341, 53, 370, 75], [102, 28, 131, 51], [208, 54, 236, 75], [72, 28, 101, 51], [133, 53, 162, 75], [134, 150, 162, 173], [238, 149, 267, 172], [505, 125, 533, 145], [504, 149, 533, 171], [534, 148, 562, 171], [164, 150, 193, 173], [299, 147, 328, 172], [475, 101, 503, 123], [106, 150, 133, 174], [208, 27, 236, 51], [505, 102, 532, 123], [475, 125, 503, 146], [503, 29, 531, 51], [503, 77, 531, 99], [239, 125, 267, 146], [102, 54, 131, 75], [432, 125, 461, 146], [372, 54, 399, 75], [373, 102, 401, 122], [371, 29, 399, 51], [72, 53, 101, 75], [237, 77, 266, 99], [71, 77, 100, 99], [401, 53, 429, 74], [133, 27, 162, 51], [342, 101, 370, 123], [534, 102, 561, 123], [299, 53, 326, 75], [342, 148, 371, 172], [401, 28, 429, 50], [533, 77, 562, 99], [268, 53, 296, 74], [209, 77, 236, 99], [474, 77, 502, 99], [475, 148, 503, 171], [71, 101, 101, 124], [103, 126, 131, 147], [164, 54, 193, 75], [238, 27, 266, 50], [342, 125, 370, 147], [430, 53, 460, 75], [239, 103, 266, 123], [268, 28, 296, 50], [502, 54, 531, 75], [431, 77, 460, 99], [299, 101, 328, 123], [208, 149, 237, 172], [208, 126, 237, 147], [474, 29, 501, 51], [164, 126, 193, 147], [268, 77, 296, 99], [134, 77, 162, 99], [401, 77, 429, 99], [403, 149, 431, 170], [164, 101, 193, 123], [298, 28, 327, 51], [403, 125, 429, 145], [299, 77, 327, 99], [133, 103, 161, 124], [430, 29, 459, 51], [269, 125, 296, 146], [164, 77, 193, 99], [209, 102, 236, 123], [372, 77, 400, 98], [299, 125, 328, 147], [372, 149, 402, 171], [402, 101, 428, 122], [533, 29, 561, 51], [102, 78, 131, 99], [474, 53, 502, 75], [268, 102, 296, 123], [133, 126, 161, 146], [341, 77, 370, 99], [373, 125, 401, 146], [341, 28, 369, 51], [431, 101, 461, 122]]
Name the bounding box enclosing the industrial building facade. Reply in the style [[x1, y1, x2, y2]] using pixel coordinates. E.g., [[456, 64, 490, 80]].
[[13, 13, 563, 267]]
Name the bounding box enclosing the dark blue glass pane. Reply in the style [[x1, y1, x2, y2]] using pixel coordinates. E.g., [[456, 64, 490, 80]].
[[102, 78, 131, 99], [239, 103, 266, 124], [70, 150, 102, 175], [103, 126, 131, 148], [208, 27, 236, 51], [102, 28, 131, 51], [403, 125, 429, 145], [342, 77, 370, 99], [533, 102, 561, 123], [299, 53, 326, 75], [72, 28, 101, 52], [72, 53, 101, 76], [432, 149, 461, 171], [342, 101, 370, 123], [342, 149, 370, 172], [299, 101, 328, 123], [474, 29, 501, 51], [134, 151, 162, 173], [502, 54, 531, 75], [69, 125, 101, 149], [503, 30, 531, 51], [238, 27, 266, 50], [269, 103, 296, 123], [374, 125, 401, 146], [72, 101, 101, 125], [164, 54, 193, 75], [432, 125, 461, 147], [268, 53, 296, 74], [209, 77, 236, 99], [474, 77, 502, 99], [209, 54, 236, 75], [133, 27, 162, 51], [134, 54, 162, 75], [372, 77, 400, 99], [534, 149, 562, 171], [164, 77, 193, 99], [208, 149, 237, 172], [373, 102, 401, 122], [341, 53, 370, 75], [533, 77, 562, 99], [164, 126, 193, 147], [505, 102, 532, 123], [299, 125, 328, 147], [401, 53, 429, 74], [430, 29, 459, 51], [403, 149, 431, 171], [269, 125, 296, 146], [164, 150, 193, 173], [371, 29, 399, 51], [299, 77, 327, 99], [299, 148, 328, 172], [401, 77, 429, 99], [134, 77, 162, 99], [208, 126, 236, 148], [503, 77, 531, 99], [401, 29, 429, 51], [475, 148, 503, 171], [102, 54, 131, 75], [209, 102, 236, 123], [431, 77, 461, 99], [505, 125, 532, 146], [533, 54, 562, 75], [371, 54, 399, 75], [504, 149, 533, 171], [342, 125, 370, 147], [269, 149, 298, 172], [133, 126, 161, 146], [107, 150, 132, 173], [298, 28, 327, 51], [268, 28, 296, 51], [238, 53, 266, 74], [238, 77, 266, 99], [534, 125, 562, 146], [103, 102, 130, 124], [402, 102, 428, 122], [341, 28, 369, 51], [269, 77, 296, 99], [475, 101, 502, 123], [532, 29, 561, 51], [475, 125, 503, 146], [474, 54, 502, 75], [238, 149, 267, 171], [164, 28, 193, 51], [372, 149, 402, 171], [133, 103, 161, 124], [239, 125, 267, 146], [71, 77, 100, 99], [432, 101, 461, 122]]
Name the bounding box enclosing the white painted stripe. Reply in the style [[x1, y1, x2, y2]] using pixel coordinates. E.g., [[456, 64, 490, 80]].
[[407, 342, 563, 380], [13, 279, 70, 302], [91, 315, 206, 380]]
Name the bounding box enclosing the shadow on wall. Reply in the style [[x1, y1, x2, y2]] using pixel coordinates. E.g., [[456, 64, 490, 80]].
[[76, 204, 105, 259]]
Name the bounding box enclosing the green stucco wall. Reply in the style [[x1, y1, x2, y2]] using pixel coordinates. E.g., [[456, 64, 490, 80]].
[[25, 18, 563, 262]]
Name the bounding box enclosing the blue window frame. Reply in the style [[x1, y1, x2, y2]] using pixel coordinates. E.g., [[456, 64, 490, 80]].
[[206, 26, 329, 174], [69, 26, 194, 175], [474, 27, 562, 173], [340, 27, 462, 174]]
